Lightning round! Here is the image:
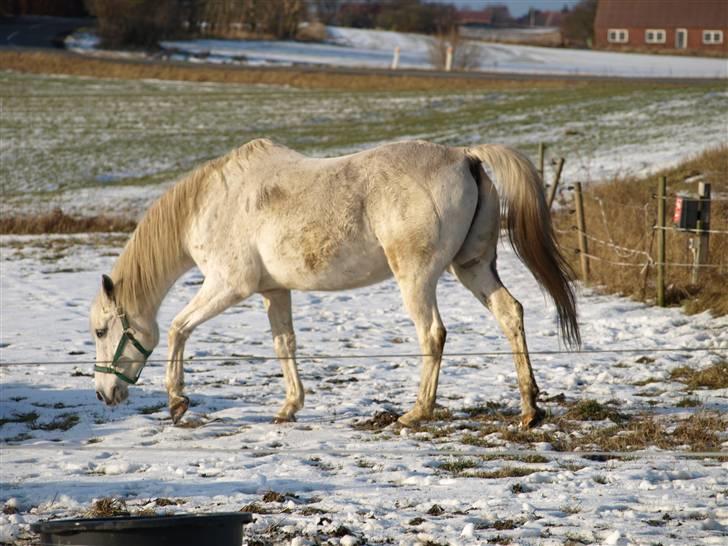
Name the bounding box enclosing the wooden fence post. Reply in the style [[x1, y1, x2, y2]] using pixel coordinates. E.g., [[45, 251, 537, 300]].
[[391, 46, 400, 70], [538, 142, 545, 179], [574, 182, 589, 282], [692, 182, 711, 284], [547, 157, 565, 210], [656, 176, 666, 307], [445, 45, 453, 71]]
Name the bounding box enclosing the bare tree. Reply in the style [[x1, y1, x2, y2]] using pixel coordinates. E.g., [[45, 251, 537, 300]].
[[429, 29, 481, 71], [560, 0, 597, 48], [314, 0, 339, 24], [84, 0, 182, 49]]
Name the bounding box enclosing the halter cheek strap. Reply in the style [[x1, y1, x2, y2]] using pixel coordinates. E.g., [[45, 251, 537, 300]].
[[94, 311, 153, 385]]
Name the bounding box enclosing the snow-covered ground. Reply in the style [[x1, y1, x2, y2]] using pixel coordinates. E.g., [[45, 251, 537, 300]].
[[1, 233, 727, 544], [66, 25, 728, 79]]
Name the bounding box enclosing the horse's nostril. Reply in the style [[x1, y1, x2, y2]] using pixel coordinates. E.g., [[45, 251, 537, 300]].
[[96, 391, 104, 402]]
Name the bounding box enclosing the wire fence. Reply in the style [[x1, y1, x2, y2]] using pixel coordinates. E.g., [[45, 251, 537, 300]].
[[556, 180, 727, 280], [2, 345, 727, 368]]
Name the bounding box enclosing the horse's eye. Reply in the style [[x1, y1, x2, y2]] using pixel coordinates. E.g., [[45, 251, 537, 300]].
[[95, 328, 108, 339]]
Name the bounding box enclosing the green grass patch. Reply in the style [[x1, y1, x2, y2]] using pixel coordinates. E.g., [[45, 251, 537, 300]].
[[438, 458, 480, 473]]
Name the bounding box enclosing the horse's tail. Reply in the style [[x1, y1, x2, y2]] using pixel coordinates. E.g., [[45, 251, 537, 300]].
[[465, 144, 580, 348]]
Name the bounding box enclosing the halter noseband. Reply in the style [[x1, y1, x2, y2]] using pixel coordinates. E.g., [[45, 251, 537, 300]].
[[94, 310, 153, 385]]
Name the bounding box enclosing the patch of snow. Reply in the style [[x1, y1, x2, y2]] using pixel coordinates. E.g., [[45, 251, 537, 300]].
[[67, 26, 728, 79]]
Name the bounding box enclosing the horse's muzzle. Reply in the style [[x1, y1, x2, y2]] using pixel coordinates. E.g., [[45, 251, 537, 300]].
[[96, 386, 128, 406]]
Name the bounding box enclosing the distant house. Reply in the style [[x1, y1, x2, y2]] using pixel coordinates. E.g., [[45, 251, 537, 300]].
[[594, 0, 728, 54]]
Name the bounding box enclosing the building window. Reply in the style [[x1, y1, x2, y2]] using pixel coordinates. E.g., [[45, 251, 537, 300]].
[[703, 30, 724, 44], [608, 29, 629, 43], [645, 29, 666, 44]]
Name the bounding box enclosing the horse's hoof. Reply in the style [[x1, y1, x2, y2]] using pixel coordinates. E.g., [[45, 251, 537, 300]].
[[397, 409, 430, 428], [273, 414, 296, 424], [170, 396, 190, 425], [520, 407, 545, 430]]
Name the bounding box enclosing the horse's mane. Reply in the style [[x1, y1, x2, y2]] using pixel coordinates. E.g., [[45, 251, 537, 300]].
[[111, 139, 275, 314]]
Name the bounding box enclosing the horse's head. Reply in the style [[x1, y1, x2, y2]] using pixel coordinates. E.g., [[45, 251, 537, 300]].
[[90, 275, 158, 406]]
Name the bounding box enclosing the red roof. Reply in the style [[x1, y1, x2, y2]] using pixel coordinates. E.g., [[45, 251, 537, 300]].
[[595, 0, 728, 29]]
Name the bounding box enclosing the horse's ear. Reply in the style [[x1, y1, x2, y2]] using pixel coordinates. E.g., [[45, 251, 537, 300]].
[[101, 274, 115, 300]]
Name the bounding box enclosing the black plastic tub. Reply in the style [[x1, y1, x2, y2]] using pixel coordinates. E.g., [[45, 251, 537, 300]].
[[31, 512, 253, 546]]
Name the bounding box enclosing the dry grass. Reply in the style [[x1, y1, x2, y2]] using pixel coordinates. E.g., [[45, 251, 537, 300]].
[[553, 145, 728, 315], [451, 396, 725, 453], [1, 50, 593, 92], [0, 208, 136, 235], [563, 399, 627, 423], [464, 466, 547, 479], [598, 45, 728, 59], [528, 411, 724, 453], [85, 497, 129, 518], [669, 362, 728, 390]]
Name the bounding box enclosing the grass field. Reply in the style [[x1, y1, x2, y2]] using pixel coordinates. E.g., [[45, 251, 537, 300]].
[[1, 69, 725, 217]]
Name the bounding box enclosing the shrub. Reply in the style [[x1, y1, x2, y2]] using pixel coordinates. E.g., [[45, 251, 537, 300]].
[[84, 0, 182, 49]]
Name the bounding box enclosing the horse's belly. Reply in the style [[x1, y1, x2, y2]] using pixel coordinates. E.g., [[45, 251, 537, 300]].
[[258, 235, 393, 292]]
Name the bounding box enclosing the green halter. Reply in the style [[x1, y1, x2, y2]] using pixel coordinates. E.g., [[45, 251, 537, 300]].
[[94, 311, 153, 384]]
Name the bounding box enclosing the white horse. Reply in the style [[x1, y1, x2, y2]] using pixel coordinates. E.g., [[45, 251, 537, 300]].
[[90, 139, 579, 429]]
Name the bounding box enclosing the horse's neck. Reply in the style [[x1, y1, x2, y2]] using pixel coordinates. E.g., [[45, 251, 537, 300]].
[[111, 190, 197, 321]]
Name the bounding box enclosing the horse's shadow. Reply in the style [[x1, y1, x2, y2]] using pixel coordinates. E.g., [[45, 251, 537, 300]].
[[0, 380, 290, 444]]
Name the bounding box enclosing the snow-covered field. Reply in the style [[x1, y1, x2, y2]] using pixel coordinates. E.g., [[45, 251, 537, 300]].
[[68, 26, 728, 79], [1, 39, 728, 543], [1, 232, 727, 544]]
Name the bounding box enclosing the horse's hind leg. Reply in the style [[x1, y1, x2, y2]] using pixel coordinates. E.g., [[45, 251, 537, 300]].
[[451, 258, 544, 429], [262, 289, 304, 423], [395, 275, 447, 427]]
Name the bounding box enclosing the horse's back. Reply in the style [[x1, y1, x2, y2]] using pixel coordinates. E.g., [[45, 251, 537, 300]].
[[190, 140, 480, 292]]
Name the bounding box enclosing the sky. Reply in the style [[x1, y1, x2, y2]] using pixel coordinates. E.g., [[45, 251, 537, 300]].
[[436, 0, 581, 17]]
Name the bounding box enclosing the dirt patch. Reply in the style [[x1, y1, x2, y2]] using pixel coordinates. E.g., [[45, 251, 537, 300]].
[[352, 410, 400, 430]]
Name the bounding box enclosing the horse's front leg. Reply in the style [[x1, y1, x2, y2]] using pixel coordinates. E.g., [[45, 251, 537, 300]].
[[166, 325, 190, 424], [166, 281, 246, 424], [262, 290, 304, 423]]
